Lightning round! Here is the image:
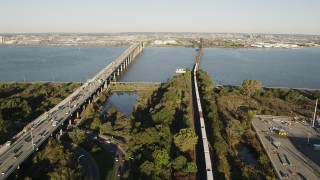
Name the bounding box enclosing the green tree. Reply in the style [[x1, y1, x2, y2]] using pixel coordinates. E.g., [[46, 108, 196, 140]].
[[173, 128, 198, 152], [68, 128, 85, 145], [90, 117, 102, 131], [139, 161, 155, 177], [0, 119, 13, 144], [183, 162, 197, 174], [152, 149, 171, 178], [48, 166, 81, 180], [226, 119, 244, 147], [100, 121, 113, 135], [172, 155, 187, 171], [242, 79, 262, 96], [85, 104, 95, 119]]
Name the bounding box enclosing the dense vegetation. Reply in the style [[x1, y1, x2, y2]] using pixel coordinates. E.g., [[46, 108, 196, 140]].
[[127, 70, 197, 179], [21, 139, 81, 180], [0, 82, 80, 144], [196, 70, 319, 180]]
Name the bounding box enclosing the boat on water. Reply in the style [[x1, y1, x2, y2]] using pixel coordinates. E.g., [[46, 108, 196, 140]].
[[175, 68, 186, 74]]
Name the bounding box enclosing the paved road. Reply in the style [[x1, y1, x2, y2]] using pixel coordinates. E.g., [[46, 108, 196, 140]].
[[0, 43, 143, 180], [87, 133, 127, 179], [63, 141, 100, 180]]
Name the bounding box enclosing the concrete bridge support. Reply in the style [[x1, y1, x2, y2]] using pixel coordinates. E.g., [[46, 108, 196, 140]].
[[69, 119, 72, 126], [77, 112, 79, 118], [60, 128, 63, 136]]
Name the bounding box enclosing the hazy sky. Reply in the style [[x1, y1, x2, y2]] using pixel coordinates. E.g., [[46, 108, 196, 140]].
[[1, 0, 320, 35]]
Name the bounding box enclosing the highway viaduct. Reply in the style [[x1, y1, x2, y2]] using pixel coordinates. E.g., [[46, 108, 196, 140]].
[[0, 42, 145, 180]]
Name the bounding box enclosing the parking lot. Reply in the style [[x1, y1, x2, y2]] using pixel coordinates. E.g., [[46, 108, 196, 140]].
[[252, 115, 320, 180]]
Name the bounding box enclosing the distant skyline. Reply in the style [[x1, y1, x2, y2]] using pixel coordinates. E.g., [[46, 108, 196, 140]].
[[1, 0, 320, 35]]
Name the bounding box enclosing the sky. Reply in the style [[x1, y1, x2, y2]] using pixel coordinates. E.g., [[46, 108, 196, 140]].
[[1, 0, 320, 35]]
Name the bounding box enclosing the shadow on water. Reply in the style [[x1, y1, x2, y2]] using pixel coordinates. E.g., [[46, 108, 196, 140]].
[[235, 144, 258, 165]]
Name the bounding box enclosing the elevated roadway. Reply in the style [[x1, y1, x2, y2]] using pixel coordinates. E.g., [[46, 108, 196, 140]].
[[0, 42, 145, 179]]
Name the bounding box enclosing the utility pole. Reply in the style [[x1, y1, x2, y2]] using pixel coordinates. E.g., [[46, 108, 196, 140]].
[[312, 99, 318, 127]]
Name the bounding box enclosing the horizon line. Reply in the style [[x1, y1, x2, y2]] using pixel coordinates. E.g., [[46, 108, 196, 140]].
[[0, 32, 319, 36]]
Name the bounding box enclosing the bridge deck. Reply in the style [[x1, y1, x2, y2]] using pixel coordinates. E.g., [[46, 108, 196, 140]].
[[0, 42, 144, 179]]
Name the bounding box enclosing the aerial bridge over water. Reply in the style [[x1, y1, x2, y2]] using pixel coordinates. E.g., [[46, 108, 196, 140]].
[[0, 42, 145, 179]]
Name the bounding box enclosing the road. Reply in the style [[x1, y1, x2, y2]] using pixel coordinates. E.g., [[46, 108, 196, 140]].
[[0, 43, 143, 179], [87, 133, 127, 180], [63, 141, 100, 180]]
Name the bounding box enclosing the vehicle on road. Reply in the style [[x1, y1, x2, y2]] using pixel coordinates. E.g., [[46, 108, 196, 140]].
[[314, 144, 320, 150], [278, 154, 288, 165], [121, 155, 125, 162], [42, 131, 50, 137], [1, 165, 13, 175], [14, 151, 23, 159], [106, 139, 111, 143], [117, 166, 121, 177], [39, 130, 46, 137], [115, 154, 119, 161], [13, 145, 23, 154], [24, 135, 32, 142], [52, 121, 58, 127], [33, 138, 42, 146], [69, 96, 77, 104]]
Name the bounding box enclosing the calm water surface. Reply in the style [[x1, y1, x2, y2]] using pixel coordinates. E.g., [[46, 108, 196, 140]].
[[102, 92, 138, 115], [1, 46, 319, 89], [0, 46, 127, 82], [120, 47, 196, 82], [201, 48, 320, 88]]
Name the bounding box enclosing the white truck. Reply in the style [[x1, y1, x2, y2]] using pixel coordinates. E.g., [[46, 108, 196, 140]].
[[313, 144, 320, 150]]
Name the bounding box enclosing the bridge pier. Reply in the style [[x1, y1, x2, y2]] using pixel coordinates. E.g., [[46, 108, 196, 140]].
[[60, 128, 63, 136], [77, 111, 79, 118], [117, 68, 120, 76], [120, 64, 123, 72], [69, 119, 72, 126], [113, 72, 116, 80]]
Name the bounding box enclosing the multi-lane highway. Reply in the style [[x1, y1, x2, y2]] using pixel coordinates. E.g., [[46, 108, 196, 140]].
[[0, 42, 144, 179]]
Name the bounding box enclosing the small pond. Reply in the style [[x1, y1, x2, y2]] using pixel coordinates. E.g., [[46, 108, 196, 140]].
[[102, 92, 138, 116], [236, 144, 258, 165]]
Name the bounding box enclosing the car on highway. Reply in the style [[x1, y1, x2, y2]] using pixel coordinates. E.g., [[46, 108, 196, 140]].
[[121, 155, 125, 162], [39, 130, 46, 137], [33, 138, 42, 146], [115, 154, 119, 161], [66, 111, 70, 115], [42, 131, 50, 137], [14, 151, 23, 159], [52, 121, 58, 127], [24, 135, 32, 143], [117, 166, 121, 177], [13, 145, 23, 154], [1, 165, 13, 175], [106, 139, 111, 143]]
